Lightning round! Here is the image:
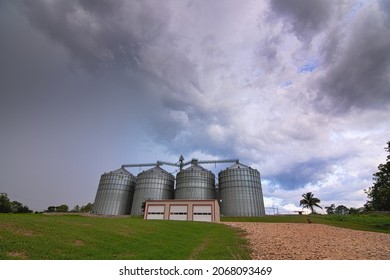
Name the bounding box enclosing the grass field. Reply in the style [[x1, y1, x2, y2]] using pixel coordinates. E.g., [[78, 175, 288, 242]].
[[221, 213, 390, 233], [1, 213, 389, 260], [0, 214, 250, 260]]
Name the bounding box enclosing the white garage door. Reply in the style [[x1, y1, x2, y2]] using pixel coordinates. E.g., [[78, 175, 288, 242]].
[[193, 205, 212, 222], [146, 205, 165, 220], [169, 205, 188, 221]]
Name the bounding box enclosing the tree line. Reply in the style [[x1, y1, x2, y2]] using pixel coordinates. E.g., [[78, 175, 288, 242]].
[[324, 204, 363, 215], [0, 193, 32, 213], [300, 192, 374, 215], [45, 203, 93, 213], [0, 193, 93, 214]]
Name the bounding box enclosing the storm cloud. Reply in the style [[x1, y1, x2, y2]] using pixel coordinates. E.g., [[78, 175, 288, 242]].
[[0, 0, 389, 212]]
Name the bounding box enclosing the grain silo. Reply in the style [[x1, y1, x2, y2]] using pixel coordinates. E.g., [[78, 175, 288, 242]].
[[130, 165, 175, 215], [92, 167, 136, 215], [218, 163, 265, 217], [175, 163, 216, 200]]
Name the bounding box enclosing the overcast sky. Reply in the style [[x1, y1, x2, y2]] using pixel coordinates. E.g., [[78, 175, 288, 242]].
[[1, 0, 389, 213]]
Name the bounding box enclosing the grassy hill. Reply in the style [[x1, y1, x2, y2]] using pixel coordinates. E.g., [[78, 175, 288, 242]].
[[0, 214, 250, 260]]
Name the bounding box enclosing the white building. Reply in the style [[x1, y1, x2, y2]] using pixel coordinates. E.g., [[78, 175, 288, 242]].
[[144, 199, 220, 222]]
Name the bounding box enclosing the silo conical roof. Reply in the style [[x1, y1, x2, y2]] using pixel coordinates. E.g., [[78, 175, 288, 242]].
[[144, 165, 170, 174], [185, 163, 208, 171], [227, 163, 250, 169], [110, 167, 133, 176]]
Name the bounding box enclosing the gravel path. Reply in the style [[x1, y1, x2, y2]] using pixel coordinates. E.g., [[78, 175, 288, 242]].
[[223, 222, 390, 260]]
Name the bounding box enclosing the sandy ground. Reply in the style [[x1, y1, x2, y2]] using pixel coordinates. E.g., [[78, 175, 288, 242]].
[[223, 222, 390, 260]]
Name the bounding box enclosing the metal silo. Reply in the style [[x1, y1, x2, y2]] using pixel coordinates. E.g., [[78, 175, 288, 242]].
[[131, 165, 175, 215], [92, 167, 136, 215], [219, 163, 265, 217], [175, 163, 216, 200]]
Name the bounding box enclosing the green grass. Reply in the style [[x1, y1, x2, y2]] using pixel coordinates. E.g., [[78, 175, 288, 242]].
[[317, 214, 390, 233], [0, 214, 250, 260], [221, 214, 390, 234]]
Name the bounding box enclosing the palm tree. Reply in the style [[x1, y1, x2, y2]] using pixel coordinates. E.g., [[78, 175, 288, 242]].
[[300, 192, 322, 214]]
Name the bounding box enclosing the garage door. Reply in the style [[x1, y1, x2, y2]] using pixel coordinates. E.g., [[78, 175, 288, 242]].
[[193, 205, 212, 222], [169, 205, 188, 221], [146, 205, 165, 220]]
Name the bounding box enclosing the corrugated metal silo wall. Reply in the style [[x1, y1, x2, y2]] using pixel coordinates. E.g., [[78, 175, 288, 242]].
[[131, 167, 175, 215], [175, 165, 216, 199], [219, 167, 265, 216], [92, 172, 136, 215]]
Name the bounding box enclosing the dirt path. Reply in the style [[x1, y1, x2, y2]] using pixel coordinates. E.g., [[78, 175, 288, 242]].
[[223, 222, 390, 260]]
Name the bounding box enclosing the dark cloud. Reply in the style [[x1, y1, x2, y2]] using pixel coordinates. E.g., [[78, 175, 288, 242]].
[[15, 0, 243, 160], [255, 34, 282, 73], [266, 158, 334, 190], [18, 0, 202, 146], [1, 0, 389, 212], [268, 1, 390, 112], [315, 3, 390, 112], [269, 0, 334, 42], [21, 0, 170, 72], [379, 0, 390, 23]]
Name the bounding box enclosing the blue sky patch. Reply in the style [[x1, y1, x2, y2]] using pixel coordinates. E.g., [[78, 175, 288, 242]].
[[281, 80, 293, 87], [298, 60, 318, 73]]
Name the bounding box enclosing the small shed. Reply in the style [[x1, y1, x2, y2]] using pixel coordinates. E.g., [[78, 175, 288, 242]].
[[144, 199, 220, 222]]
